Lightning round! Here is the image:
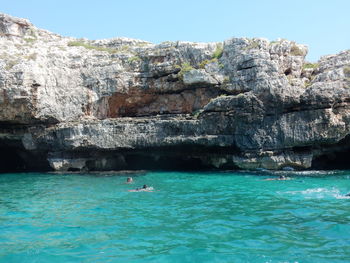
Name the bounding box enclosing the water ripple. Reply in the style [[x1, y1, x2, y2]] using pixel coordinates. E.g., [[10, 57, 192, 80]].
[[0, 171, 350, 262]]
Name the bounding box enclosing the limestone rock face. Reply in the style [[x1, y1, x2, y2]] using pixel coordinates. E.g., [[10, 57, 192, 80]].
[[183, 69, 219, 85], [0, 13, 32, 37], [0, 13, 350, 171]]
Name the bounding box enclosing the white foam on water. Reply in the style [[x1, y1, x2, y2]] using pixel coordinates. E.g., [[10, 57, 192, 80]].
[[268, 170, 344, 177], [281, 187, 346, 199], [335, 195, 350, 199]]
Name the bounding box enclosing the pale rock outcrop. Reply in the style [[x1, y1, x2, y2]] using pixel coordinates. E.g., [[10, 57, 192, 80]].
[[0, 13, 349, 171], [183, 69, 219, 85]]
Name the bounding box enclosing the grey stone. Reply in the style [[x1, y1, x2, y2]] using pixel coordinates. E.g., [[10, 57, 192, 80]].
[[0, 13, 350, 171], [183, 69, 219, 85]]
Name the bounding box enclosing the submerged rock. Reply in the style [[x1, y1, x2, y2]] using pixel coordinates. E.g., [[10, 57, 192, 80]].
[[0, 13, 350, 172]]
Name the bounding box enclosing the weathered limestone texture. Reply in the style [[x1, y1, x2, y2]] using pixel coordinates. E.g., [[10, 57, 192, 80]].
[[0, 13, 349, 171]]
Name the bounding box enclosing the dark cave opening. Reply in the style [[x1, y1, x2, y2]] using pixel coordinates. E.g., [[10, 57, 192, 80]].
[[284, 68, 292, 76], [311, 148, 350, 170], [121, 145, 239, 171], [0, 146, 27, 173], [311, 135, 350, 170], [6, 139, 350, 172], [0, 142, 51, 173], [124, 153, 211, 171]]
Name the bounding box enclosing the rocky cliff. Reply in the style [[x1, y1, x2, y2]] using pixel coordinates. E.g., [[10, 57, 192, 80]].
[[0, 13, 350, 172]]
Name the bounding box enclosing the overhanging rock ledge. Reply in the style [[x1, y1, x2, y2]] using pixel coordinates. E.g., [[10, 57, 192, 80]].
[[0, 13, 350, 172]]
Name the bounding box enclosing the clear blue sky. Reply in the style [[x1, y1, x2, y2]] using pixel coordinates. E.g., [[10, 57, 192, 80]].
[[1, 0, 349, 61]]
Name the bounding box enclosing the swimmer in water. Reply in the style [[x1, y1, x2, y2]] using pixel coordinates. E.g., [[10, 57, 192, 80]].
[[126, 177, 133, 184], [264, 175, 291, 181], [128, 184, 154, 192], [345, 193, 350, 197]]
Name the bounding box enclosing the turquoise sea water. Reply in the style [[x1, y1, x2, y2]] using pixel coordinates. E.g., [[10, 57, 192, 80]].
[[1, 171, 350, 263]]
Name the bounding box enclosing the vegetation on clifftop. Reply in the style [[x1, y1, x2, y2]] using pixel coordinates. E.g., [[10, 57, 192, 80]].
[[212, 43, 223, 59], [68, 41, 118, 54], [290, 44, 304, 56], [303, 63, 319, 69]]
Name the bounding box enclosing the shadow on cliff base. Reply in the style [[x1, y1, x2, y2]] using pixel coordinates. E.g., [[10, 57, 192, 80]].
[[123, 154, 210, 171], [0, 146, 50, 173], [312, 149, 350, 170], [311, 136, 350, 170], [0, 146, 26, 172]]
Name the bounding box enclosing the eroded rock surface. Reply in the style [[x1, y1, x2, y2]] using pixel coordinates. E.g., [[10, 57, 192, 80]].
[[0, 13, 349, 171]]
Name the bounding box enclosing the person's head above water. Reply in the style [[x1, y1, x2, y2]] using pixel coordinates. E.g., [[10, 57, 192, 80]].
[[279, 175, 286, 179], [143, 184, 148, 189], [126, 177, 133, 183]]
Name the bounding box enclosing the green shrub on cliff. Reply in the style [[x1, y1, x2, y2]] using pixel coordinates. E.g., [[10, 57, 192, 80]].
[[344, 66, 350, 76], [198, 58, 218, 69], [68, 41, 117, 54], [344, 66, 350, 83], [290, 44, 304, 56], [5, 60, 19, 70], [24, 53, 37, 60], [175, 62, 194, 80], [192, 109, 203, 119], [24, 38, 36, 44], [128, 56, 141, 63], [212, 43, 223, 59], [304, 81, 312, 88], [304, 76, 316, 88], [303, 63, 319, 69], [223, 76, 230, 83], [244, 39, 260, 50]]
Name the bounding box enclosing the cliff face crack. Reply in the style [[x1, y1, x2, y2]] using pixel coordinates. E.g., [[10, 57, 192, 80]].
[[262, 101, 350, 116], [237, 65, 257, 70], [139, 68, 180, 79]]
